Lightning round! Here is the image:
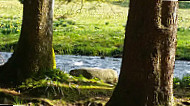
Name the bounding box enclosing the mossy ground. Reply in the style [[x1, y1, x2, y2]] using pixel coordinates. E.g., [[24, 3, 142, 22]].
[[0, 69, 114, 105], [0, 87, 112, 105], [0, 70, 190, 105]]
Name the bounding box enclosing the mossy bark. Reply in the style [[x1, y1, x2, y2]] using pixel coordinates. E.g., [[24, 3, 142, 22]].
[[106, 1, 178, 106], [0, 0, 53, 85]]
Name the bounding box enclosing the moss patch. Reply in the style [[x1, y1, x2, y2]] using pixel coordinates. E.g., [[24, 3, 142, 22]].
[[0, 69, 114, 105]]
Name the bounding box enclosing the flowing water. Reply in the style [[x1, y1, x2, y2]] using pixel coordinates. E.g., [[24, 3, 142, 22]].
[[1, 52, 190, 79]]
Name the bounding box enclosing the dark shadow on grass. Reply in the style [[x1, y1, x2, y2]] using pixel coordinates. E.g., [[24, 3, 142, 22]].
[[0, 41, 17, 52], [179, 1, 190, 9], [0, 85, 113, 105], [176, 46, 190, 60], [111, 1, 190, 9], [110, 1, 129, 7]]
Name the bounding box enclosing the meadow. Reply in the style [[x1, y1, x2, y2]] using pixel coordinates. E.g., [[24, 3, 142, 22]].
[[0, 1, 190, 105], [0, 0, 190, 59]]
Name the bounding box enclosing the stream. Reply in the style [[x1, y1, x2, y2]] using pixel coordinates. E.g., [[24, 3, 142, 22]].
[[1, 52, 190, 79]]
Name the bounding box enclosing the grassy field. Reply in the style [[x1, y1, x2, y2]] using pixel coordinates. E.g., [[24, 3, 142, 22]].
[[0, 0, 190, 59]]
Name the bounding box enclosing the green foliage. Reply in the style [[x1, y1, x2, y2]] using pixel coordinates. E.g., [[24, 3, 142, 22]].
[[0, 17, 21, 35], [18, 0, 24, 4], [111, 0, 129, 7], [43, 69, 108, 86], [174, 75, 190, 89], [19, 69, 110, 90], [13, 96, 23, 105], [179, 1, 190, 9], [17, 69, 113, 104], [44, 69, 75, 83], [173, 77, 181, 89]]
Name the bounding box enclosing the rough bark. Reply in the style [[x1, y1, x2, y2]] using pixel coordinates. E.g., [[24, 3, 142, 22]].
[[0, 0, 53, 85], [106, 0, 178, 106]]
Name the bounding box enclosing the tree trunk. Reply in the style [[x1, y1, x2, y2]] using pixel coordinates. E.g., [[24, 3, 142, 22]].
[[0, 0, 53, 85], [106, 1, 178, 106]]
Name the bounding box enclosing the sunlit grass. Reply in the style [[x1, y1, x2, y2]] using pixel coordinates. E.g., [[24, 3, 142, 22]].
[[0, 0, 23, 17], [0, 0, 190, 59], [178, 9, 190, 28]]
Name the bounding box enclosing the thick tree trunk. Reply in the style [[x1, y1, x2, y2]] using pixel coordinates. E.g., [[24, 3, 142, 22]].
[[106, 0, 178, 106], [0, 0, 53, 85]]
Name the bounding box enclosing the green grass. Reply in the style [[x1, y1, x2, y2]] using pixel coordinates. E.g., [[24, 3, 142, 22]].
[[0, 0, 126, 57], [173, 75, 190, 101], [52, 18, 125, 56], [53, 1, 127, 56], [13, 96, 23, 105], [174, 74, 190, 89], [0, 0, 22, 17], [0, 0, 190, 59], [176, 30, 190, 60]]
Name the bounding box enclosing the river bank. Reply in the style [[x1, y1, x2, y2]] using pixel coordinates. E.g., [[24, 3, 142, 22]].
[[1, 52, 190, 79]]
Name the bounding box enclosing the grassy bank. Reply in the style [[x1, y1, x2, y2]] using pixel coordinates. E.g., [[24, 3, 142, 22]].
[[0, 0, 190, 59]]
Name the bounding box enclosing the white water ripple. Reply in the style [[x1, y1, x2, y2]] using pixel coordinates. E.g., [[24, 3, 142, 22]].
[[0, 52, 190, 79]]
